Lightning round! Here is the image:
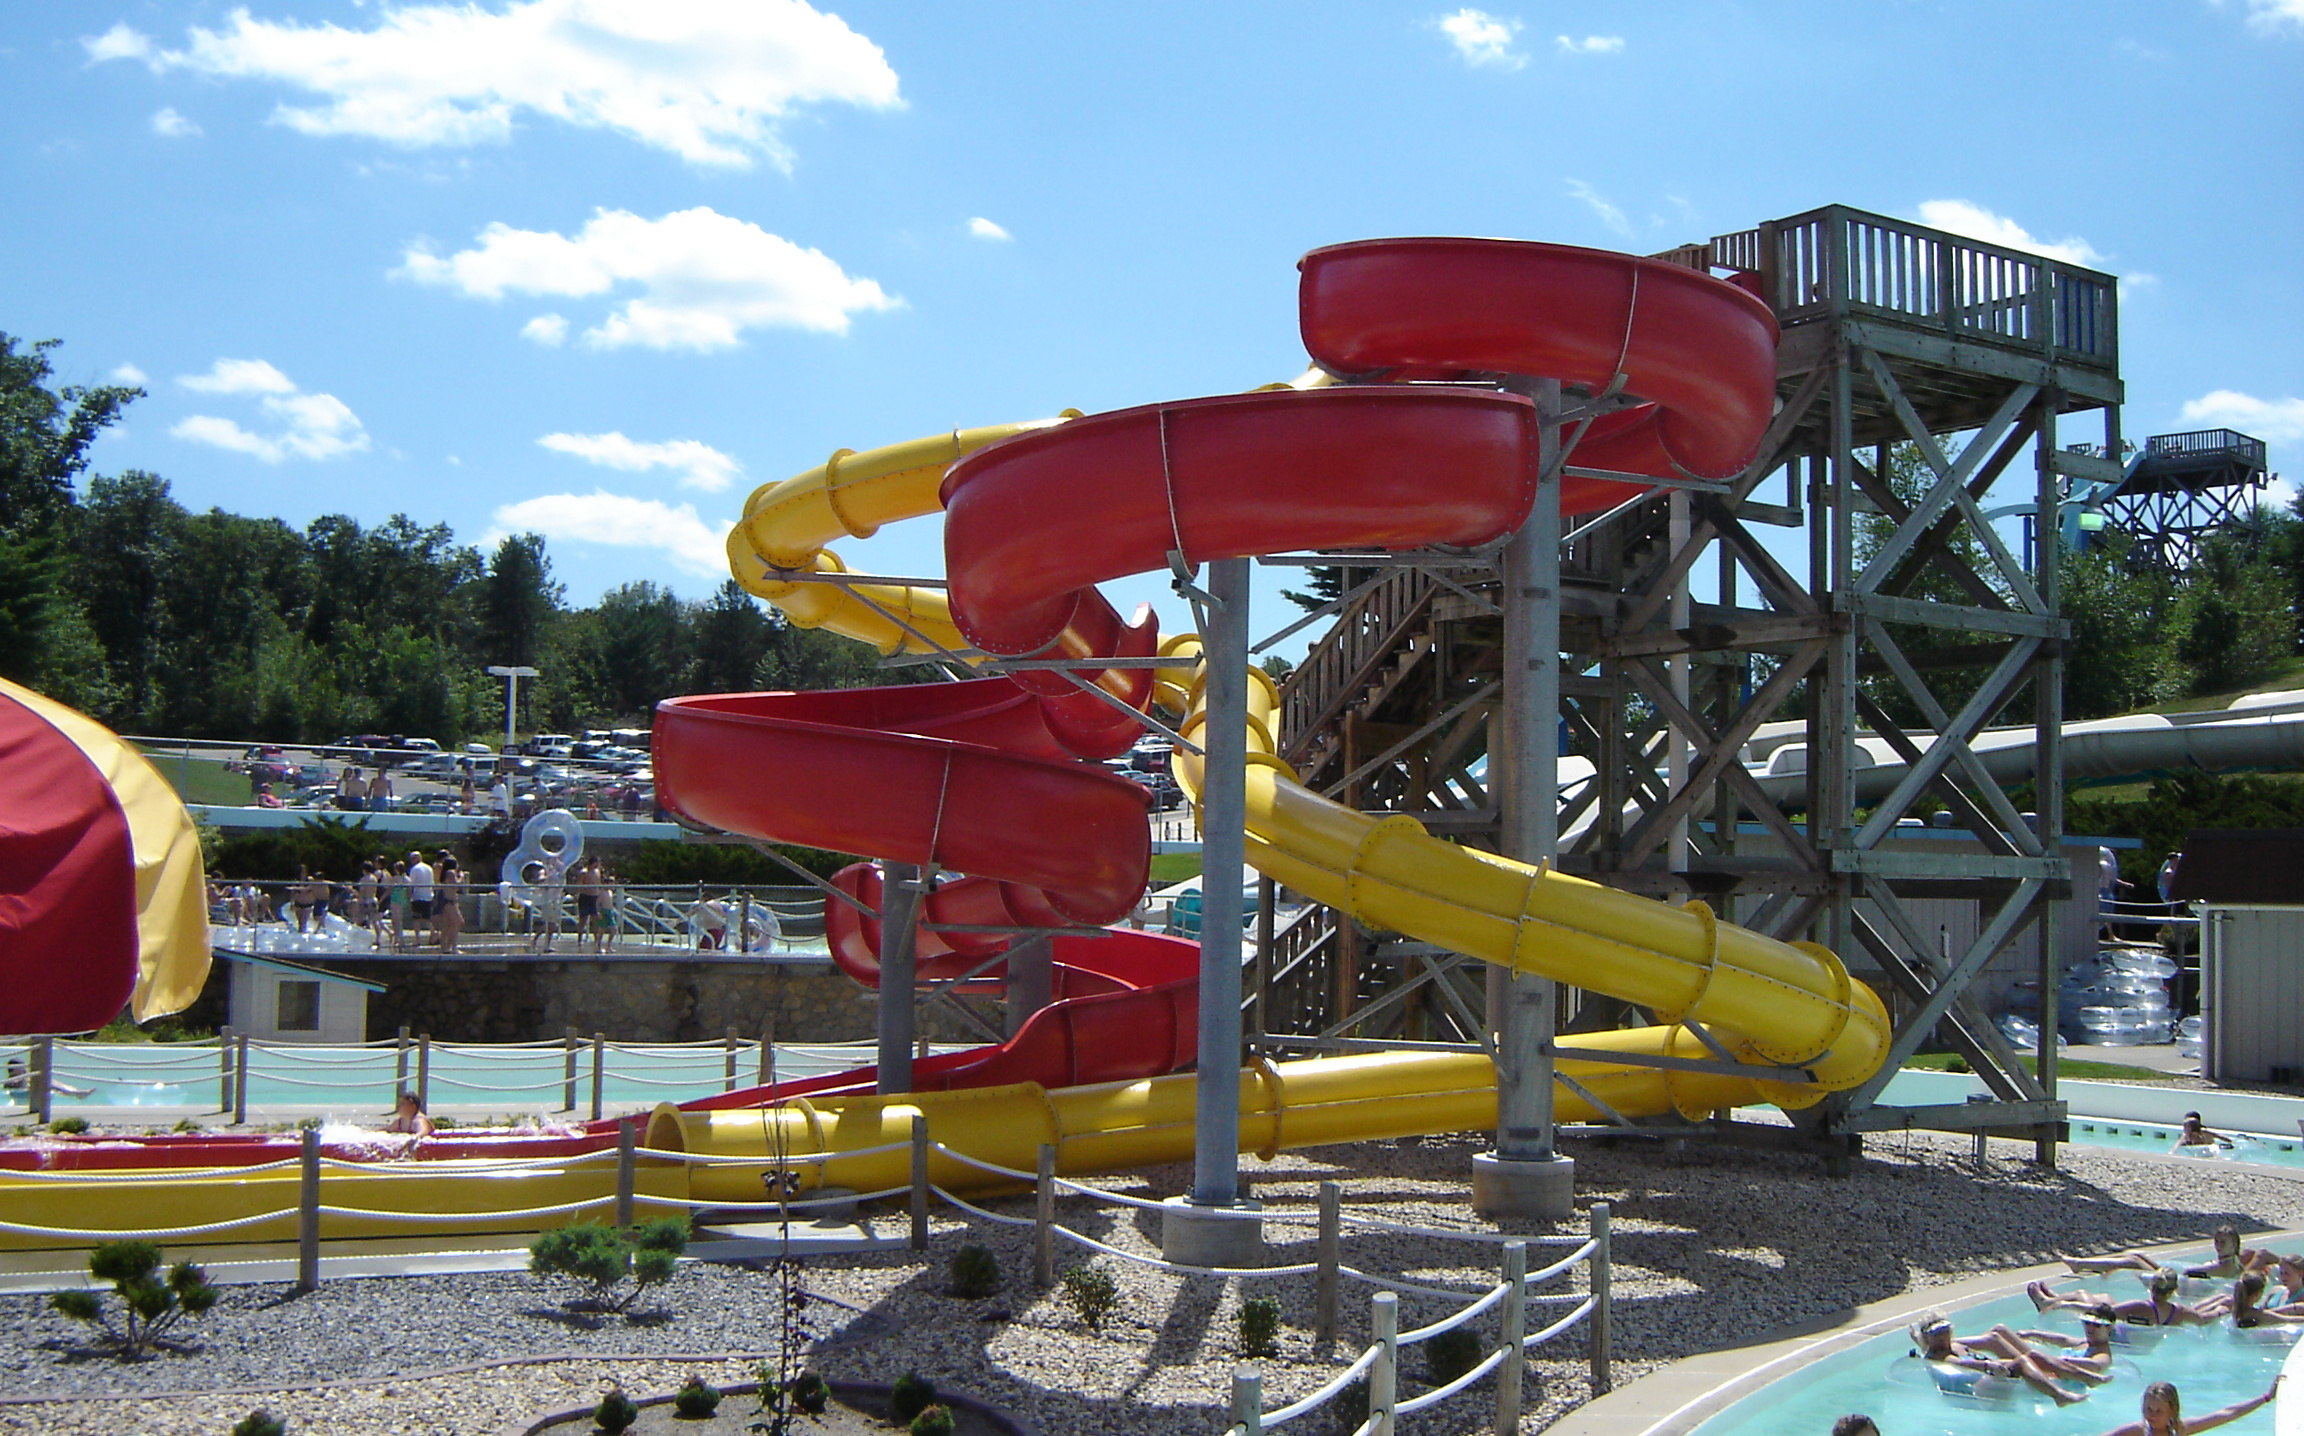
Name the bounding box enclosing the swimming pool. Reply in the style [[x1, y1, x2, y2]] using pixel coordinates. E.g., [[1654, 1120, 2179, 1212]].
[[3, 1039, 962, 1115], [2067, 1117, 2304, 1170], [1687, 1253, 2295, 1436]]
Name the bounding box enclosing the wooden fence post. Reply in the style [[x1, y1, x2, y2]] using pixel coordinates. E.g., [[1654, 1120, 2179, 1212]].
[[296, 1126, 322, 1293], [233, 1033, 250, 1125], [218, 1027, 236, 1114], [1496, 1240, 1526, 1435], [757, 1018, 774, 1090], [31, 1037, 53, 1125], [1590, 1200, 1612, 1394], [1230, 1365, 1263, 1436], [1315, 1179, 1341, 1346], [1034, 1144, 1055, 1288], [590, 1033, 605, 1122], [1370, 1290, 1397, 1436], [909, 1115, 930, 1251], [415, 1034, 431, 1112], [723, 1025, 738, 1093], [615, 1118, 636, 1229], [562, 1027, 578, 1111]]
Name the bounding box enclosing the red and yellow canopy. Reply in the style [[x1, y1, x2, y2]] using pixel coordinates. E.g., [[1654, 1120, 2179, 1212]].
[[0, 678, 210, 1032]]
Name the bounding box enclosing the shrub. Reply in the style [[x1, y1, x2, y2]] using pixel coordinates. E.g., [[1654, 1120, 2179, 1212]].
[[1424, 1325, 1484, 1386], [49, 1117, 88, 1135], [1060, 1262, 1120, 1332], [910, 1404, 956, 1436], [891, 1370, 937, 1421], [50, 1240, 217, 1359], [786, 1370, 828, 1414], [172, 1118, 204, 1134], [1238, 1295, 1283, 1358], [949, 1243, 1000, 1298], [528, 1216, 689, 1314], [231, 1411, 286, 1436], [672, 1375, 720, 1418], [593, 1385, 640, 1434]]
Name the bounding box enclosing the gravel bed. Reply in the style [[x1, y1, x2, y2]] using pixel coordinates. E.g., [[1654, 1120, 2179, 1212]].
[[6, 1127, 2303, 1435]]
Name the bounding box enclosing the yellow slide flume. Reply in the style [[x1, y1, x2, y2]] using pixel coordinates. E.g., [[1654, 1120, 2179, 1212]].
[[643, 425, 1891, 1196]]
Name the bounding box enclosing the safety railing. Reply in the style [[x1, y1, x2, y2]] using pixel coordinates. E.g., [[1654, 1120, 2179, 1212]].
[[0, 1031, 904, 1124]]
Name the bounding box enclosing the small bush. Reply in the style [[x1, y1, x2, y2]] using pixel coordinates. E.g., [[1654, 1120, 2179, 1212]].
[[51, 1240, 217, 1359], [672, 1375, 720, 1418], [949, 1243, 1000, 1298], [172, 1118, 204, 1134], [593, 1386, 640, 1434], [1239, 1295, 1283, 1358], [786, 1370, 828, 1414], [1943, 1054, 1969, 1074], [49, 1117, 88, 1135], [1060, 1263, 1120, 1332], [910, 1405, 956, 1436], [1424, 1324, 1484, 1386], [232, 1411, 286, 1436], [891, 1370, 937, 1421], [529, 1217, 689, 1314]]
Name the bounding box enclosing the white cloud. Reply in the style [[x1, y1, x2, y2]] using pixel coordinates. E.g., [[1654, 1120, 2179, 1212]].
[[109, 363, 148, 385], [150, 106, 201, 137], [967, 217, 1011, 242], [1915, 199, 2107, 267], [179, 358, 298, 395], [82, 24, 151, 64], [2179, 390, 2304, 445], [486, 490, 730, 576], [170, 359, 370, 462], [1565, 178, 1633, 238], [1555, 34, 1624, 54], [2244, 0, 2304, 36], [399, 206, 898, 351], [91, 0, 900, 169], [539, 431, 744, 492], [1440, 9, 1526, 69], [521, 313, 570, 346]]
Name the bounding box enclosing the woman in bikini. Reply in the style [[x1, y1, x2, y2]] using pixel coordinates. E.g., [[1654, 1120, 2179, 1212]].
[[2091, 1379, 2277, 1436]]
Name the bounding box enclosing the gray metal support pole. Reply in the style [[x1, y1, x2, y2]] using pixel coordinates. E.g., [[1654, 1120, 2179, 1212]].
[[296, 1126, 321, 1293], [1005, 935, 1055, 1037], [876, 861, 925, 1095], [1496, 379, 1562, 1164], [1193, 556, 1252, 1208]]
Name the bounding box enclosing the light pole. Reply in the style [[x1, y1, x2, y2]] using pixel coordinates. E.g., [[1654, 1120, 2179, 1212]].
[[488, 665, 539, 755]]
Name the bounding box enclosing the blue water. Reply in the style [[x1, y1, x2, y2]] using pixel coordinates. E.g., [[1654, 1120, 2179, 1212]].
[[2066, 1117, 2304, 1170], [3, 1040, 956, 1114], [1689, 1258, 2295, 1436]]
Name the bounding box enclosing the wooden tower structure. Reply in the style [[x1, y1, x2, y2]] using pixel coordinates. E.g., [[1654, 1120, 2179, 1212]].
[[1255, 203, 2123, 1164]]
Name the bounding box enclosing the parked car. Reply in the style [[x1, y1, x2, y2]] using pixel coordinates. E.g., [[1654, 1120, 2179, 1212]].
[[242, 745, 292, 785], [321, 733, 401, 764]]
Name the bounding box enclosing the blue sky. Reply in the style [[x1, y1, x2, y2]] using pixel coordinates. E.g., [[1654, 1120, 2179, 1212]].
[[4, 0, 2299, 652]]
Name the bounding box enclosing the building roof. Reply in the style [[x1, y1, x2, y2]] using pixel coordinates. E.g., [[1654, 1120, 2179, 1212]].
[[209, 948, 388, 993]]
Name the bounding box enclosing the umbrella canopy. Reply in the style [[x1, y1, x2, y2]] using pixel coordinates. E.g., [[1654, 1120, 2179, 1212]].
[[0, 679, 210, 1033]]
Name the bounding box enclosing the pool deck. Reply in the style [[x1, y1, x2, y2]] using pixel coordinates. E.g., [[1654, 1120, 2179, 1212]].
[[1555, 1222, 2304, 1436]]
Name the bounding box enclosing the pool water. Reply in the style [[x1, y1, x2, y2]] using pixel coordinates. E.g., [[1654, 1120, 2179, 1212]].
[[2066, 1117, 2304, 1170], [5, 1040, 960, 1114], [1688, 1256, 2295, 1436]]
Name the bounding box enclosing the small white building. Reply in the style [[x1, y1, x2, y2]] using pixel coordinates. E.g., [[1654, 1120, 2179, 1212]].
[[2171, 828, 2304, 1085], [219, 952, 383, 1044]]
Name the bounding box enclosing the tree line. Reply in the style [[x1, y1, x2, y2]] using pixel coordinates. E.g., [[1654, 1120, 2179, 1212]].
[[0, 332, 898, 743]]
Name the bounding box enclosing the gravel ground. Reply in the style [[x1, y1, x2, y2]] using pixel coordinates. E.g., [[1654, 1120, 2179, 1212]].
[[5, 1127, 2302, 1435]]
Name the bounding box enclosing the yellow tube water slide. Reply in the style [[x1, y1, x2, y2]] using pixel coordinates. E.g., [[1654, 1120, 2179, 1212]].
[[641, 424, 1888, 1197]]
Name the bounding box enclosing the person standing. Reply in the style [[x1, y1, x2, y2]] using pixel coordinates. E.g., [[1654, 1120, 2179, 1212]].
[[367, 767, 394, 814], [533, 851, 566, 953], [573, 857, 605, 951], [459, 775, 477, 815], [407, 850, 436, 947], [435, 852, 466, 955], [338, 765, 367, 811]]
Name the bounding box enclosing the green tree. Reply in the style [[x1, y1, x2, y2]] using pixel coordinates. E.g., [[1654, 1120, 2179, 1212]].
[[479, 533, 561, 670], [2172, 526, 2292, 694], [689, 579, 774, 694], [0, 333, 140, 531], [2058, 533, 2182, 719]]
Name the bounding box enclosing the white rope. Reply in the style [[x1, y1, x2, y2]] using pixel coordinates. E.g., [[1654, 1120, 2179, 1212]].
[[0, 1157, 305, 1181], [1048, 1223, 1318, 1279], [1338, 1213, 1586, 1245], [1524, 1296, 1596, 1348], [313, 1147, 619, 1174], [316, 1195, 624, 1222], [1262, 1343, 1383, 1427], [688, 1185, 911, 1212], [0, 1209, 296, 1238], [1398, 1279, 1512, 1345], [1395, 1345, 1508, 1416], [634, 1139, 914, 1166], [932, 1185, 1035, 1227], [420, 1072, 584, 1093], [1338, 1267, 1503, 1304], [1525, 1238, 1598, 1285]]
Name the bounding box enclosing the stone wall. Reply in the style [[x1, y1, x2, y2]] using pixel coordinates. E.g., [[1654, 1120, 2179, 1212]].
[[192, 956, 975, 1044]]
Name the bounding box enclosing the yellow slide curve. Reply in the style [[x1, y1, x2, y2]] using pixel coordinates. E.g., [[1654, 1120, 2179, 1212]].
[[645, 422, 1889, 1203]]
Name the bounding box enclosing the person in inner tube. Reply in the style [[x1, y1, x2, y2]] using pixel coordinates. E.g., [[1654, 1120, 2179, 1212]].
[[1909, 1311, 2088, 1406], [2090, 1378, 2278, 1436]]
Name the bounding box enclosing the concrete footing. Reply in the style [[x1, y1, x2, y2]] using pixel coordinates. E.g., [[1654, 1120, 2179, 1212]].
[[1471, 1152, 1576, 1223], [1158, 1196, 1265, 1268]]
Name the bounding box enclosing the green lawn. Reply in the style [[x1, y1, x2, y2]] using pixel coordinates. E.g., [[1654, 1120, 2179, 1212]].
[[138, 750, 253, 807], [1148, 852, 1202, 885], [1902, 1051, 2175, 1083]]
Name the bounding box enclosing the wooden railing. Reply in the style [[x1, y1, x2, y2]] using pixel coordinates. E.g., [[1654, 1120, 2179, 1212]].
[[1254, 900, 1343, 1038], [1276, 568, 1439, 765], [2145, 429, 2268, 465], [1702, 205, 2116, 368]]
